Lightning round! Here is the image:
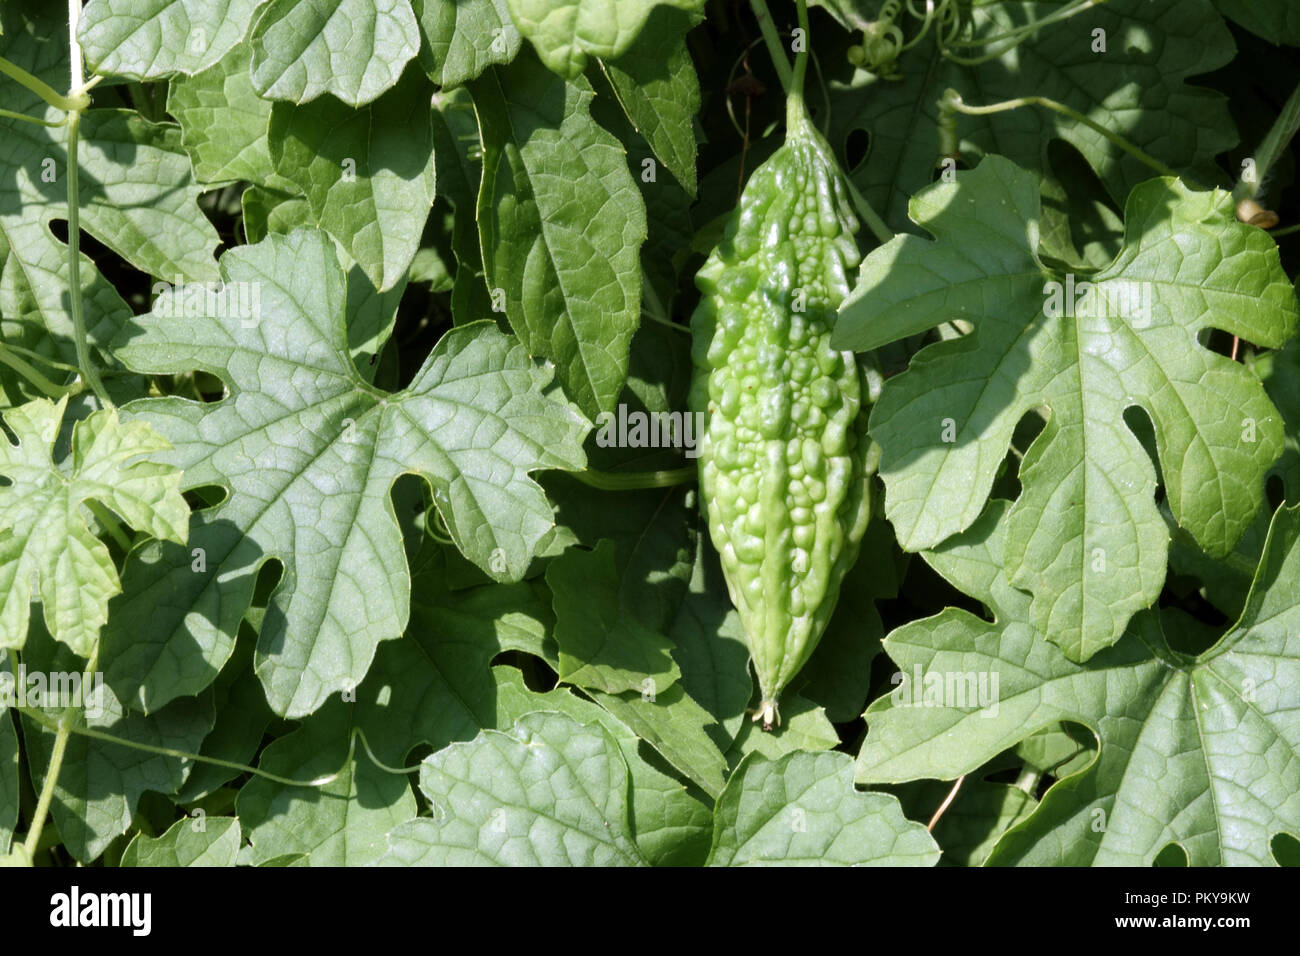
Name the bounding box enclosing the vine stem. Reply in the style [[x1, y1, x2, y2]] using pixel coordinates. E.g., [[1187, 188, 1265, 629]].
[[66, 0, 111, 407], [569, 466, 697, 491], [18, 705, 422, 788], [22, 712, 72, 858], [21, 648, 99, 859], [749, 0, 793, 93], [941, 0, 1101, 64], [940, 89, 1179, 180], [0, 344, 79, 399], [790, 0, 810, 103], [927, 773, 965, 831], [1238, 78, 1300, 202], [0, 55, 88, 112]]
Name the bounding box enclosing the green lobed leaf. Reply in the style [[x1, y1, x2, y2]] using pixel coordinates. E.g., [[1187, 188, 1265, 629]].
[[0, 397, 188, 656], [236, 699, 417, 866], [707, 751, 939, 866], [376, 710, 648, 865], [431, 87, 496, 324], [490, 666, 714, 866], [549, 539, 682, 696], [0, 4, 220, 393], [793, 497, 898, 721], [120, 816, 241, 866], [471, 49, 647, 418], [857, 498, 1300, 866], [597, 5, 701, 195], [249, 0, 420, 107], [414, 0, 521, 88], [167, 44, 278, 185], [175, 627, 274, 802], [353, 575, 552, 766], [268, 65, 437, 293], [20, 622, 214, 863], [103, 228, 588, 718], [586, 685, 727, 799], [506, 0, 703, 78], [79, 0, 267, 79], [724, 693, 840, 767], [836, 156, 1298, 662], [1252, 336, 1300, 498]]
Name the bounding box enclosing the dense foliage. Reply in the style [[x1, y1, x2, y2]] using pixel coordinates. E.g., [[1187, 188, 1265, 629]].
[[2, 0, 1300, 867]]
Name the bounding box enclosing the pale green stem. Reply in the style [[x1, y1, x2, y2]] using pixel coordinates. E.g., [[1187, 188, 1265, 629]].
[[86, 500, 133, 552], [0, 54, 87, 112], [749, 0, 793, 93], [0, 343, 79, 399], [570, 466, 697, 491], [22, 648, 99, 858], [64, 7, 111, 408], [943, 0, 1102, 60], [941, 90, 1179, 180], [18, 706, 422, 786], [1238, 79, 1300, 202]]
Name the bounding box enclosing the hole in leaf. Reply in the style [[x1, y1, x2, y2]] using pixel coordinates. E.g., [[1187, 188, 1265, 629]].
[[1271, 831, 1300, 865], [183, 484, 229, 511], [844, 127, 870, 173], [251, 557, 284, 608], [1153, 842, 1189, 866], [1266, 473, 1286, 511], [1122, 404, 1164, 492], [48, 219, 155, 314]]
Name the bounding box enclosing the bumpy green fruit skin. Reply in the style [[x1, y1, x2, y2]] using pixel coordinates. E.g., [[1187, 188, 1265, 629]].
[[689, 102, 871, 727]]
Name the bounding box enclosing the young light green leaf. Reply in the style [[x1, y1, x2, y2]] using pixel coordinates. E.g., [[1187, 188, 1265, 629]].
[[268, 65, 437, 292], [376, 711, 648, 866], [471, 50, 647, 417], [249, 0, 419, 107], [121, 816, 241, 867], [505, 0, 702, 78], [236, 700, 417, 866], [707, 751, 939, 866], [79, 0, 267, 79], [0, 398, 188, 656], [103, 228, 588, 718], [858, 499, 1300, 866], [414, 0, 521, 88], [836, 156, 1298, 662]]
